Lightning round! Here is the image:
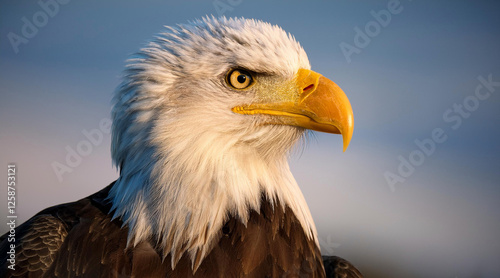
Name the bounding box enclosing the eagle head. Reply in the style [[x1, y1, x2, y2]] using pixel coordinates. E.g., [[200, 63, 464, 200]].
[[108, 16, 353, 269]]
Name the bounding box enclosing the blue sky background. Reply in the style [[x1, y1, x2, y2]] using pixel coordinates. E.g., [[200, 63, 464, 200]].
[[1, 0, 499, 277]]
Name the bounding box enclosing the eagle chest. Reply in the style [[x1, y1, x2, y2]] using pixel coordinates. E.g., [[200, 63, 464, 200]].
[[132, 197, 325, 277]]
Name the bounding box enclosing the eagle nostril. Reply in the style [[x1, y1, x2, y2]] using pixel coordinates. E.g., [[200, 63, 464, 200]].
[[303, 84, 314, 92]]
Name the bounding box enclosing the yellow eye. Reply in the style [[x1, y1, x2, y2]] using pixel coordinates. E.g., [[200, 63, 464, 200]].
[[227, 69, 253, 89]]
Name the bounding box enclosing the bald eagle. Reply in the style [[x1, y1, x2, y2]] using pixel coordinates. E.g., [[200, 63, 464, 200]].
[[0, 17, 361, 277]]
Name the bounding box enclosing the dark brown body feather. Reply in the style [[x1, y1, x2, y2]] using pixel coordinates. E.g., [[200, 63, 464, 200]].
[[0, 182, 362, 277]]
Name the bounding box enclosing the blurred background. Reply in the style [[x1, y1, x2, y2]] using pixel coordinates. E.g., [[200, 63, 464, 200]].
[[1, 0, 499, 277]]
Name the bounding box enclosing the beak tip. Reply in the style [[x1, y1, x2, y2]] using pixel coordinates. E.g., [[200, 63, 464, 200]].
[[341, 121, 354, 152], [342, 135, 351, 152]]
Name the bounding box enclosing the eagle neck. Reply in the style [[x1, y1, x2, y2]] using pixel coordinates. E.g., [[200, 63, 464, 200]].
[[109, 133, 318, 270]]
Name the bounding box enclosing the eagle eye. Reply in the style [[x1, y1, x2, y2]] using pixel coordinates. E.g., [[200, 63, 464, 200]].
[[227, 69, 253, 89]]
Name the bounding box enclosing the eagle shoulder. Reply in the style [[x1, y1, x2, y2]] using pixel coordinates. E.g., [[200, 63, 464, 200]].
[[0, 182, 127, 277], [0, 215, 68, 277], [323, 255, 363, 278]]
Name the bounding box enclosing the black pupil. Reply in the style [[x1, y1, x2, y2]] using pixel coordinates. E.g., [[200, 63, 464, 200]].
[[237, 74, 247, 84]]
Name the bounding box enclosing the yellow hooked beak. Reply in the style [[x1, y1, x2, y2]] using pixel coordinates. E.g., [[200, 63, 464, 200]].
[[232, 69, 354, 151]]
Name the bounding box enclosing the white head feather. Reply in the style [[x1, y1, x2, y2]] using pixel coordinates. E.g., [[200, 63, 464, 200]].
[[109, 16, 318, 269]]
